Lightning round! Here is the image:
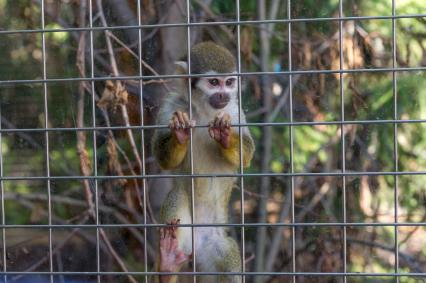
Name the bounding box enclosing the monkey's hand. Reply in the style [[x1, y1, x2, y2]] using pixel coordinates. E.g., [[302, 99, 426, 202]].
[[169, 111, 196, 145], [209, 112, 232, 149], [159, 219, 191, 283]]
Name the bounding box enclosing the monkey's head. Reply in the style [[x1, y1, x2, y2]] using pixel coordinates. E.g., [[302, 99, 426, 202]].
[[176, 42, 238, 111]]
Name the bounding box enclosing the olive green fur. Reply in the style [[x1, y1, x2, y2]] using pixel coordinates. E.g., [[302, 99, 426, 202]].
[[152, 131, 188, 170], [188, 41, 236, 74], [152, 42, 254, 283], [222, 132, 255, 168], [203, 236, 242, 283], [160, 187, 189, 223]]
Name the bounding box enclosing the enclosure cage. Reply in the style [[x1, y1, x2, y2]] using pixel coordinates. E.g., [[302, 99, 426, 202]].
[[0, 0, 425, 283]]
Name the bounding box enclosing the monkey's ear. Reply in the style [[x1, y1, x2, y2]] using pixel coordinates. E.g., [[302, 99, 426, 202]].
[[174, 61, 188, 74]]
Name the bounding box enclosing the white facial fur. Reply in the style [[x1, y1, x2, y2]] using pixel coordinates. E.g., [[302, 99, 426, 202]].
[[195, 71, 238, 98], [192, 71, 241, 124]]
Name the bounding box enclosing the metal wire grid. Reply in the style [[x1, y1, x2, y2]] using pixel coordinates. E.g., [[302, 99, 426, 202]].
[[338, 2, 347, 283], [88, 1, 101, 282], [40, 1, 54, 282], [0, 0, 424, 282]]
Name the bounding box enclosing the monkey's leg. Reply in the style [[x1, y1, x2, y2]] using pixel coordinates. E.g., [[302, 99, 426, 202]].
[[159, 219, 191, 283], [158, 187, 192, 283], [208, 113, 254, 168], [153, 111, 195, 170], [198, 235, 242, 283]]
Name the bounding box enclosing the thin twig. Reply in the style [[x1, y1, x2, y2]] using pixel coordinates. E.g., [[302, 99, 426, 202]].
[[76, 3, 139, 283], [96, 0, 158, 228], [99, 108, 157, 224], [4, 191, 156, 260], [96, 0, 143, 171], [106, 30, 171, 92]]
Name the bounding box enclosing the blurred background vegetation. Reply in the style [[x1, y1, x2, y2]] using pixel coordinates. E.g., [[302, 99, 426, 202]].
[[0, 0, 425, 282]]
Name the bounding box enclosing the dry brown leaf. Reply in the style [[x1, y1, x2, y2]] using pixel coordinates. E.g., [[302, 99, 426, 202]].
[[97, 80, 129, 110], [106, 136, 127, 186], [78, 147, 92, 176]]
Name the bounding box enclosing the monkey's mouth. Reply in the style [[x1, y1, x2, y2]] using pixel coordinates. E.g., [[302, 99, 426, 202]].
[[209, 92, 230, 109]]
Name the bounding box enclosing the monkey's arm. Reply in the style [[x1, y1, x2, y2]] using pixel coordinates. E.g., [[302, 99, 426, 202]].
[[221, 130, 255, 168], [153, 93, 193, 170], [209, 113, 255, 168], [153, 130, 189, 170], [156, 188, 192, 283], [157, 220, 189, 283]]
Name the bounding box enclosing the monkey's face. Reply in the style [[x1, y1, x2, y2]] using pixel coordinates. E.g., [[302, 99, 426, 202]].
[[195, 74, 237, 110]]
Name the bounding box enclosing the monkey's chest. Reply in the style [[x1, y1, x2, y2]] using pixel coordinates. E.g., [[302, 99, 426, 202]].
[[186, 128, 236, 174], [192, 177, 234, 220]]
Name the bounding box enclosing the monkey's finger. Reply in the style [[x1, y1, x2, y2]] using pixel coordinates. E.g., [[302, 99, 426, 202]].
[[163, 226, 169, 238], [213, 129, 221, 142], [160, 228, 164, 240], [171, 112, 180, 128], [170, 116, 178, 129], [224, 118, 231, 128], [175, 111, 183, 124], [170, 218, 178, 231], [181, 112, 190, 127], [174, 115, 184, 129], [176, 111, 186, 127], [189, 119, 196, 128], [209, 127, 218, 141], [168, 119, 175, 129], [162, 229, 170, 250], [225, 125, 231, 133], [220, 129, 231, 149], [172, 219, 180, 235], [222, 114, 231, 128], [170, 237, 178, 251], [219, 117, 227, 128], [208, 128, 215, 139], [173, 111, 182, 118], [213, 115, 221, 127], [171, 112, 178, 124]]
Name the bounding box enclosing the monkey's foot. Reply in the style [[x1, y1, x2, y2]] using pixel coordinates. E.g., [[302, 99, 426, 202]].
[[169, 111, 196, 145], [159, 219, 191, 275], [209, 112, 232, 148]]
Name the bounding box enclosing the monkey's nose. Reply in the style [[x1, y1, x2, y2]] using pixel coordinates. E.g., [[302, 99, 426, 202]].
[[209, 92, 230, 109]]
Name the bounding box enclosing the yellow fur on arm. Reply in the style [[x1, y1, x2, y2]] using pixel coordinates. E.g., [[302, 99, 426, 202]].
[[155, 133, 188, 170], [221, 131, 254, 168]]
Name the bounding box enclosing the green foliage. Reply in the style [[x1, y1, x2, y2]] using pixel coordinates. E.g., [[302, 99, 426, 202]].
[[1, 0, 425, 278]]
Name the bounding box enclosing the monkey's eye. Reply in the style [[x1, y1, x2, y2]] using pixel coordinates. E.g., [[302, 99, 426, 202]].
[[226, 78, 236, 87], [208, 79, 219, 86]]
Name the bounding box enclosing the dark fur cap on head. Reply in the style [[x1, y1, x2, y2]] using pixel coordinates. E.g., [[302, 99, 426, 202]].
[[188, 41, 236, 74]]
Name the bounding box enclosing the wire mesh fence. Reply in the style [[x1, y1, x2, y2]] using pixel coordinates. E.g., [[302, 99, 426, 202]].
[[0, 0, 425, 283]]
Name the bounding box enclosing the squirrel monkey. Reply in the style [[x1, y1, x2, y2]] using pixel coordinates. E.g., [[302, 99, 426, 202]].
[[152, 42, 255, 283]]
